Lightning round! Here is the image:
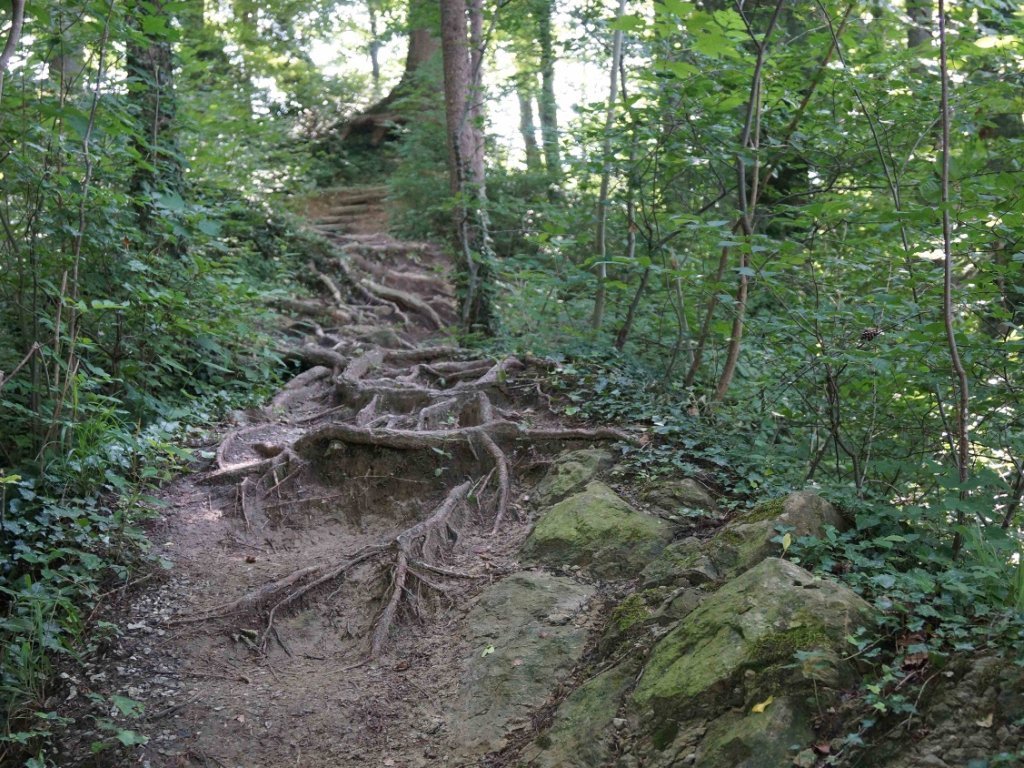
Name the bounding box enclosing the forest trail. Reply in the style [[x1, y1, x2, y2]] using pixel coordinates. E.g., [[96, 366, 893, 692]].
[[61, 188, 623, 768]]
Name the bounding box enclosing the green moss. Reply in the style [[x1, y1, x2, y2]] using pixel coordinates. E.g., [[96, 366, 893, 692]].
[[611, 594, 649, 632], [609, 588, 670, 633], [523, 482, 673, 579], [740, 497, 786, 525], [750, 624, 829, 667], [651, 720, 680, 750], [534, 449, 613, 506], [753, 662, 789, 694]]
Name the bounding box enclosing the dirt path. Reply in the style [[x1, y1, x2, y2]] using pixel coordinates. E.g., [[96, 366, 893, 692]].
[[55, 190, 624, 768]]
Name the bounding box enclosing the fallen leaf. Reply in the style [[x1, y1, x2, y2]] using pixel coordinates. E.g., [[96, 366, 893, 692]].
[[481, 644, 495, 657], [976, 713, 994, 728], [813, 742, 832, 755], [512, 658, 524, 667], [751, 695, 774, 713]]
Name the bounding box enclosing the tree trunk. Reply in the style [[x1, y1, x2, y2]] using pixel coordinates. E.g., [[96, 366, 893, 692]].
[[907, 0, 931, 48], [404, 0, 441, 77], [49, 7, 84, 96], [713, 0, 784, 403], [367, 0, 382, 96], [938, 0, 970, 555], [537, 0, 560, 179], [467, 0, 485, 187], [440, 0, 495, 334], [0, 0, 25, 92], [340, 0, 440, 146], [516, 76, 541, 171], [591, 0, 627, 331]]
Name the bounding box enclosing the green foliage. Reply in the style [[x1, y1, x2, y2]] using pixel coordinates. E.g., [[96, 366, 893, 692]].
[[493, 0, 1024, 565], [781, 496, 1024, 755], [0, 1, 328, 760], [385, 62, 452, 240]]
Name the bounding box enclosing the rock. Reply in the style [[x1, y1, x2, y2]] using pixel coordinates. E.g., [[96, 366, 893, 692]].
[[519, 658, 639, 768], [658, 588, 702, 623], [641, 537, 720, 588], [533, 449, 615, 507], [697, 698, 810, 768], [599, 586, 701, 655], [742, 490, 846, 536], [631, 558, 873, 757], [642, 478, 718, 516], [642, 491, 845, 588], [449, 572, 595, 755], [859, 654, 1024, 768], [523, 482, 673, 579]]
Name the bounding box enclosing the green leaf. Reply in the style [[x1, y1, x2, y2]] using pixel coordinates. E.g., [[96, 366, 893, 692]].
[[111, 695, 145, 718], [141, 15, 168, 36], [609, 14, 645, 32], [197, 219, 221, 237], [115, 728, 149, 747]]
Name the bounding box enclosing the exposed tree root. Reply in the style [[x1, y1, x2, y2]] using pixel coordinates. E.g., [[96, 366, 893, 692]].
[[180, 229, 633, 661], [293, 420, 630, 455], [361, 277, 443, 330], [307, 260, 346, 307], [269, 297, 352, 325], [175, 483, 477, 658]]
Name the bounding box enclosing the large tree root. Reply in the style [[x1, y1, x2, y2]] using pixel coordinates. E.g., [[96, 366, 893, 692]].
[[293, 420, 630, 455]]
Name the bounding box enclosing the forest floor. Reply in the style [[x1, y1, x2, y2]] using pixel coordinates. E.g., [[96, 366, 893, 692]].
[[52, 188, 623, 767]]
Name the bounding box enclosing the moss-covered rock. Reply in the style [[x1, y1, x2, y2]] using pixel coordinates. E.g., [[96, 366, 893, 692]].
[[697, 698, 812, 768], [859, 655, 1024, 768], [450, 572, 595, 755], [597, 586, 695, 654], [642, 490, 847, 588], [533, 449, 615, 507], [631, 558, 873, 754], [739, 490, 845, 531], [523, 482, 673, 579], [518, 658, 640, 768], [642, 477, 718, 516], [641, 536, 720, 588]]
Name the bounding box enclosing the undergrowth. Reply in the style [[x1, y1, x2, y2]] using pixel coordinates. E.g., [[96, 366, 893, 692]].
[[0, 205, 313, 765], [515, 341, 1024, 763]]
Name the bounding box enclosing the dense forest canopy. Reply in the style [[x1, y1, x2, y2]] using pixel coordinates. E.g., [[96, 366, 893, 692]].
[[1, 0, 1023, 763]]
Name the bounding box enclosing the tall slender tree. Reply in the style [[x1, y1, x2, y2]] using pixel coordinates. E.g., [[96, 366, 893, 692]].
[[536, 0, 560, 179], [590, 0, 628, 331], [440, 0, 494, 333]]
